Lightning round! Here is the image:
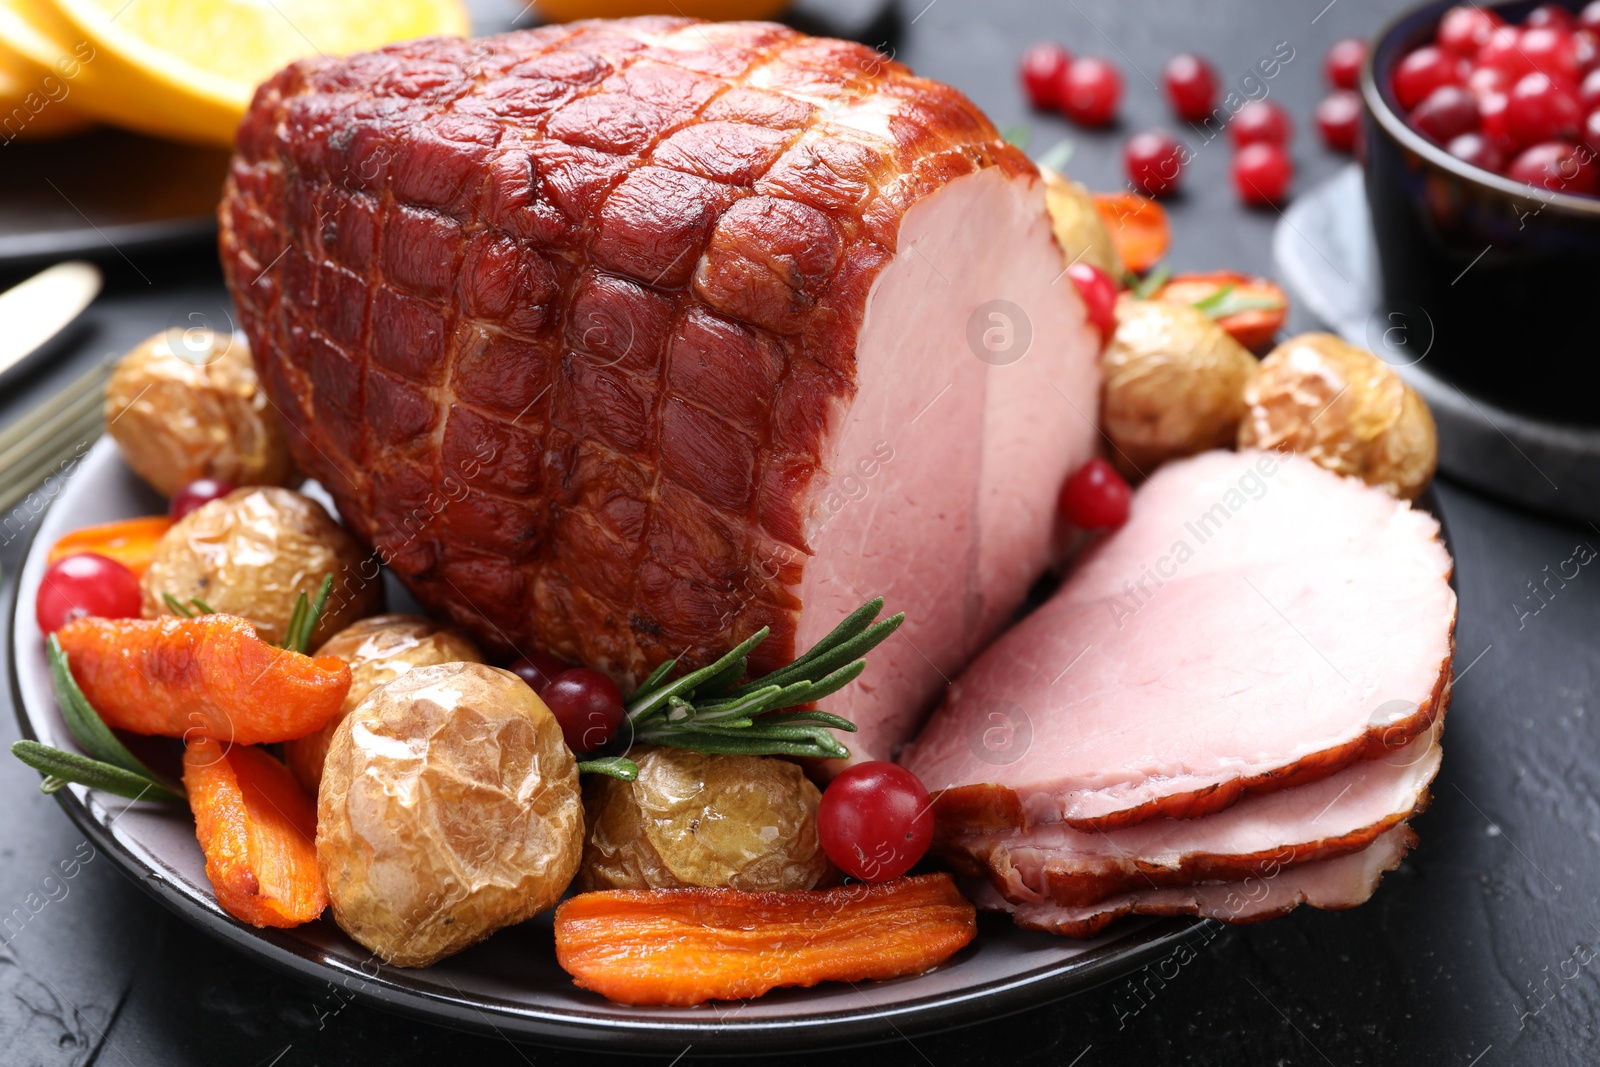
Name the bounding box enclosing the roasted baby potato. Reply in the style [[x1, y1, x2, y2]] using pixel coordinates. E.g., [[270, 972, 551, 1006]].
[[285, 615, 485, 793], [579, 747, 831, 893], [1040, 167, 1125, 279], [1238, 333, 1438, 500], [104, 329, 295, 498], [141, 486, 382, 647], [317, 662, 583, 967], [1102, 297, 1258, 479]]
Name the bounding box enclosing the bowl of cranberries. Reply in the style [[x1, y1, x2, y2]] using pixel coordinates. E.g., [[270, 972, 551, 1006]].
[[1362, 0, 1600, 424]]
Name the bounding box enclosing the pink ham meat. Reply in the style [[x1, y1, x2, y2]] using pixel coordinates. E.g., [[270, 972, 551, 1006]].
[[965, 824, 1417, 938], [902, 449, 1456, 831], [945, 721, 1441, 908], [218, 18, 1101, 764]]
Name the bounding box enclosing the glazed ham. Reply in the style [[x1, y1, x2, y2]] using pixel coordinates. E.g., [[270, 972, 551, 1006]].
[[902, 449, 1456, 831], [218, 18, 1101, 761], [944, 721, 1441, 908], [965, 824, 1418, 938]]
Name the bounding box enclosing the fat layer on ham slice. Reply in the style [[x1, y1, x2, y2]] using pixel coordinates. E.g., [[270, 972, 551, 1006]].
[[965, 824, 1417, 938], [901, 449, 1456, 831], [946, 721, 1441, 907]]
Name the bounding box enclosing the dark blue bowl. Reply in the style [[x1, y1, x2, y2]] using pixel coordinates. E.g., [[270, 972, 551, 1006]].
[[1362, 0, 1600, 426]]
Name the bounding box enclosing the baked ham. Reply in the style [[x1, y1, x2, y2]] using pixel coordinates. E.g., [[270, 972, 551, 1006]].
[[901, 449, 1456, 831], [943, 721, 1441, 908], [965, 824, 1418, 938], [218, 18, 1101, 762]]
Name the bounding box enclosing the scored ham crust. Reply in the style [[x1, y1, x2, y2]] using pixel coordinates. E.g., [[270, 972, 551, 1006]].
[[901, 450, 1457, 832], [218, 18, 1100, 763], [943, 720, 1441, 908], [965, 824, 1418, 939]]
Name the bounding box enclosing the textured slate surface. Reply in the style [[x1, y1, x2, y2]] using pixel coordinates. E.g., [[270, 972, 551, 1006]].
[[1, 0, 1597, 1063]]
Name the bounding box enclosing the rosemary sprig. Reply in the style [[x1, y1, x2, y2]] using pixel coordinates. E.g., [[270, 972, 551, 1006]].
[[1128, 263, 1173, 298], [577, 598, 903, 778], [1190, 282, 1284, 319], [10, 638, 185, 802], [281, 575, 334, 655], [161, 592, 214, 618]]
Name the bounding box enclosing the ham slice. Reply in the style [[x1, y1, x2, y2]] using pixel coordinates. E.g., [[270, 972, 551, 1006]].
[[965, 824, 1417, 938], [218, 18, 1101, 763], [945, 721, 1441, 907], [901, 449, 1456, 831]]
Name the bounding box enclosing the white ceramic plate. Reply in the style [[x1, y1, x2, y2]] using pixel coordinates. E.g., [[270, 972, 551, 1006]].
[[8, 438, 1202, 1053]]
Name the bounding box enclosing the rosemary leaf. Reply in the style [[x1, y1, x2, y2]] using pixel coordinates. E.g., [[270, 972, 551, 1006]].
[[638, 731, 845, 759], [692, 654, 749, 699], [759, 710, 859, 732], [626, 627, 769, 725], [12, 741, 184, 803], [188, 598, 215, 615], [736, 613, 903, 697], [1130, 263, 1173, 299], [576, 756, 638, 781], [627, 659, 677, 704], [282, 575, 335, 655], [161, 592, 194, 618], [47, 637, 169, 782]]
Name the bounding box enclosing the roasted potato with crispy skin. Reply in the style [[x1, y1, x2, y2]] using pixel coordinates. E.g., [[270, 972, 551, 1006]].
[[104, 329, 295, 497], [1102, 297, 1258, 479], [580, 747, 831, 893], [141, 486, 382, 647], [1040, 167, 1125, 279], [285, 615, 485, 793], [317, 662, 583, 967], [1239, 333, 1438, 499]]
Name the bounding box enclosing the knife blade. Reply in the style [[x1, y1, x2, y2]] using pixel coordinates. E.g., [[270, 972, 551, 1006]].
[[0, 261, 102, 380]]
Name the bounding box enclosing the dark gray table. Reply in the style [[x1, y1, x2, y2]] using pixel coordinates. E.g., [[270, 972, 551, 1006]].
[[2, 0, 1597, 1063]]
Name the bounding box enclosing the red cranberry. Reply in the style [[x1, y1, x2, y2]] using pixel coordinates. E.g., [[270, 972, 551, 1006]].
[[1583, 0, 1600, 31], [1061, 56, 1122, 126], [1232, 99, 1293, 146], [1438, 6, 1504, 57], [1508, 140, 1599, 193], [541, 668, 626, 754], [1124, 129, 1185, 196], [1479, 89, 1517, 150], [1507, 72, 1584, 144], [1448, 131, 1507, 172], [1582, 68, 1600, 110], [1521, 26, 1583, 82], [1020, 42, 1071, 110], [1584, 109, 1600, 153], [1066, 262, 1117, 343], [1394, 45, 1464, 110], [1233, 141, 1293, 205], [1576, 28, 1600, 71], [1467, 64, 1512, 100], [1058, 457, 1131, 529], [35, 553, 143, 634], [1477, 26, 1538, 81], [1411, 84, 1481, 143], [1315, 90, 1362, 151], [1528, 3, 1575, 30], [1326, 38, 1367, 90], [169, 478, 235, 520], [1163, 52, 1218, 122], [509, 651, 571, 695]]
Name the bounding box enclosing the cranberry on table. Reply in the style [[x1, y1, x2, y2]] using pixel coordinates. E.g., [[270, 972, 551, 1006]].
[[1437, 5, 1504, 57], [1020, 42, 1071, 110], [169, 478, 235, 520], [1232, 141, 1293, 205], [1065, 262, 1117, 343], [1060, 56, 1122, 126], [818, 761, 933, 883], [1231, 99, 1293, 147], [509, 651, 571, 695], [1410, 84, 1481, 143], [1507, 140, 1598, 193], [1447, 131, 1507, 172], [540, 668, 626, 754], [1123, 129, 1185, 196], [1394, 44, 1463, 110], [1506, 72, 1583, 144], [36, 552, 143, 634], [1162, 52, 1218, 121], [1058, 456, 1131, 530], [1315, 90, 1362, 151], [1325, 38, 1367, 90]]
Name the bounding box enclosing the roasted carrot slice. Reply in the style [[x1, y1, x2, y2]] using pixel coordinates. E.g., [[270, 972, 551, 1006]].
[[1155, 270, 1288, 351], [1092, 192, 1171, 274], [48, 516, 173, 577], [183, 736, 328, 928], [554, 873, 977, 1006], [55, 614, 350, 745]]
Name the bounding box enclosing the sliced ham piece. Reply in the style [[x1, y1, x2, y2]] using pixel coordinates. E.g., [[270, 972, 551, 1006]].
[[945, 720, 1441, 907], [901, 449, 1456, 831], [965, 824, 1417, 938], [218, 18, 1101, 764]]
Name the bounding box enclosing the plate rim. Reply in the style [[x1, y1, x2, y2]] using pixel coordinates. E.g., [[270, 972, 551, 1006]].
[[6, 438, 1212, 1053]]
